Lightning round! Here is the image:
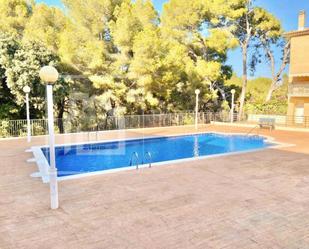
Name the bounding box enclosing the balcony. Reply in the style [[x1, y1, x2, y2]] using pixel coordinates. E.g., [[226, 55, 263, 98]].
[[288, 83, 309, 97]]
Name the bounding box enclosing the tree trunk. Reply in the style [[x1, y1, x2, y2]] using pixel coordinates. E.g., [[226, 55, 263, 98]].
[[57, 101, 65, 134], [265, 80, 277, 102], [238, 45, 248, 121], [264, 41, 290, 103]]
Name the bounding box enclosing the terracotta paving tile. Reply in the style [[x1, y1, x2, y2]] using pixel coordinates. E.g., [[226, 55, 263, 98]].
[[1, 125, 309, 248]]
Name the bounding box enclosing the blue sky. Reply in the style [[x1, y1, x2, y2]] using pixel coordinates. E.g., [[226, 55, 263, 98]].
[[37, 0, 309, 78]]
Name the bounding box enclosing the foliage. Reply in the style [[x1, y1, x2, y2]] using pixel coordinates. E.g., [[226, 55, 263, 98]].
[[0, 33, 71, 119], [251, 11, 290, 102], [0, 120, 10, 137], [0, 33, 21, 119], [160, 0, 238, 112], [225, 74, 288, 114], [0, 0, 288, 124], [213, 0, 284, 118], [183, 114, 194, 125], [23, 4, 67, 51], [0, 0, 33, 36]]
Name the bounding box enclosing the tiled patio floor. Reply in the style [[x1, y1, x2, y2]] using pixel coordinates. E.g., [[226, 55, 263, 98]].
[[1, 125, 309, 249]]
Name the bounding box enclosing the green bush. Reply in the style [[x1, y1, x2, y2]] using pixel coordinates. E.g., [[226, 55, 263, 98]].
[[183, 114, 194, 125], [0, 121, 10, 138]]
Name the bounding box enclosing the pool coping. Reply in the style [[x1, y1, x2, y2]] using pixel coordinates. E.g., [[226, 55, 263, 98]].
[[30, 131, 294, 183]]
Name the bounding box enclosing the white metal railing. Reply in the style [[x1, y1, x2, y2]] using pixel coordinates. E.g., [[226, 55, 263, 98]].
[[1, 112, 309, 138], [288, 83, 309, 97], [247, 114, 286, 125], [246, 114, 309, 128], [0, 112, 212, 138], [212, 112, 309, 128]]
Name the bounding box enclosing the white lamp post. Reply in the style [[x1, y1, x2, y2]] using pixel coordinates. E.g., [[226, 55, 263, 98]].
[[195, 89, 200, 130], [23, 85, 31, 143], [39, 66, 59, 210], [230, 89, 236, 123]]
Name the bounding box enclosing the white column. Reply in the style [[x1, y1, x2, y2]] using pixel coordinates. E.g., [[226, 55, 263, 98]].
[[47, 84, 59, 209], [26, 93, 31, 142], [193, 136, 199, 157], [195, 93, 199, 130]]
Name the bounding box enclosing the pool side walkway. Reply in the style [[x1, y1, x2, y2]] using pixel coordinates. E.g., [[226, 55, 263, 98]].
[[1, 125, 309, 248]]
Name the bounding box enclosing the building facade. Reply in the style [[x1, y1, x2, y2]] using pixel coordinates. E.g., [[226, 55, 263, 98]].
[[285, 11, 309, 124]]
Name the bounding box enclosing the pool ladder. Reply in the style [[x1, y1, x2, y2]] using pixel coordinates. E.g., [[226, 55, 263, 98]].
[[130, 152, 152, 170], [130, 152, 139, 169], [144, 152, 152, 168]]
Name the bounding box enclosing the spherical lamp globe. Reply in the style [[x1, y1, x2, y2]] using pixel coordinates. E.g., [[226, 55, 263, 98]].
[[23, 85, 30, 94], [39, 66, 59, 85], [231, 89, 236, 95], [195, 89, 200, 95]]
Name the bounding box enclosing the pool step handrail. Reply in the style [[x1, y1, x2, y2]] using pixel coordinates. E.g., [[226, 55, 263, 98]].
[[143, 152, 152, 168], [87, 131, 99, 141], [246, 125, 260, 137], [130, 152, 139, 170]]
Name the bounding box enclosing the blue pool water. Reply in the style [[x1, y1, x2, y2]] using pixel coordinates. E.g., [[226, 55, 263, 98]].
[[41, 133, 273, 177]]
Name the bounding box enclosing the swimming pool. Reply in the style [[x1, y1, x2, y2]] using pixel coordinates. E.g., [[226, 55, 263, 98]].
[[34, 133, 274, 181]]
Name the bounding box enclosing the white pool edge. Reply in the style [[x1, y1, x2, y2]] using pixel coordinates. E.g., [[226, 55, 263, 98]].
[[31, 131, 294, 183]]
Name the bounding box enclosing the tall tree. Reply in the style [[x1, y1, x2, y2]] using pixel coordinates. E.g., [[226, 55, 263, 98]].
[[107, 0, 161, 113], [0, 0, 288, 124], [252, 8, 290, 102], [0, 0, 33, 36], [23, 3, 67, 52], [0, 33, 21, 119], [221, 0, 256, 119], [161, 0, 237, 111], [263, 39, 290, 102], [59, 21, 107, 73], [219, 0, 285, 118], [62, 0, 123, 40], [0, 33, 70, 119]]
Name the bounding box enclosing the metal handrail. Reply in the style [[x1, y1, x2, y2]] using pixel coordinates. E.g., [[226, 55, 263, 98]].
[[130, 152, 139, 170], [246, 125, 260, 137], [143, 152, 152, 168]]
